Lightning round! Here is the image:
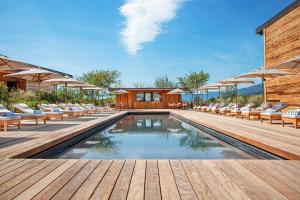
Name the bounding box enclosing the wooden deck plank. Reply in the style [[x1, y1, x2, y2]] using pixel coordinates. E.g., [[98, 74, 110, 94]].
[[0, 159, 43, 185], [145, 160, 161, 200], [90, 160, 125, 200], [202, 160, 251, 200], [191, 160, 235, 199], [110, 160, 135, 200], [0, 159, 298, 200], [216, 160, 288, 200], [158, 160, 180, 200], [127, 160, 146, 200], [32, 160, 88, 200], [71, 160, 112, 200], [238, 160, 300, 200], [15, 160, 77, 200], [0, 159, 28, 175], [51, 160, 100, 200], [0, 160, 65, 200], [170, 160, 197, 200], [180, 160, 215, 200], [0, 160, 54, 194]]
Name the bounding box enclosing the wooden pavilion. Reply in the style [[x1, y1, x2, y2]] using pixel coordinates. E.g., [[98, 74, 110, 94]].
[[110, 88, 182, 109]]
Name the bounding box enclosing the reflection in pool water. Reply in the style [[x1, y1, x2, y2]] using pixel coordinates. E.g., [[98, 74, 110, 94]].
[[55, 115, 256, 159]]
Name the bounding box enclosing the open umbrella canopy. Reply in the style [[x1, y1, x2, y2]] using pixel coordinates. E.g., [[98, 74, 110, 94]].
[[0, 55, 33, 71], [113, 89, 128, 94], [82, 86, 103, 90], [272, 55, 300, 69], [219, 77, 254, 85], [43, 77, 82, 85], [235, 69, 293, 79], [4, 68, 60, 81], [167, 88, 185, 94], [67, 83, 94, 88]]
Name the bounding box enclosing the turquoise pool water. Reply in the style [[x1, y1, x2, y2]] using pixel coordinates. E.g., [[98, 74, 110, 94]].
[[54, 115, 256, 159]]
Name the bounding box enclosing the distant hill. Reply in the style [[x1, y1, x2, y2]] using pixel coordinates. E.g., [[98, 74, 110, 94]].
[[182, 84, 262, 102]]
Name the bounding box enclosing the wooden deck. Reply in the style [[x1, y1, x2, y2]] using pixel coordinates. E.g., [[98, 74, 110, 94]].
[[0, 159, 299, 200], [172, 110, 300, 159], [0, 109, 300, 199]]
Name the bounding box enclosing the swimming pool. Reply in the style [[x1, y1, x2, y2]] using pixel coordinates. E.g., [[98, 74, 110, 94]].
[[48, 114, 261, 159]]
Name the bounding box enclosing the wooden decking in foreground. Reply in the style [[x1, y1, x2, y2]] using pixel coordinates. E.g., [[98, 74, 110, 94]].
[[0, 159, 299, 200]]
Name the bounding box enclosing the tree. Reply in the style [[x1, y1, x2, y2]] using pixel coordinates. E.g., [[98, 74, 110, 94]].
[[133, 82, 145, 88], [178, 70, 209, 104], [78, 70, 121, 105], [154, 75, 175, 88]]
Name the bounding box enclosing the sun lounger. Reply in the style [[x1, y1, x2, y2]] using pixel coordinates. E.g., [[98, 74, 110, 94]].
[[201, 103, 213, 112], [219, 103, 235, 115], [241, 102, 272, 120], [0, 105, 21, 131], [38, 104, 64, 120], [59, 104, 84, 117], [13, 103, 48, 124], [211, 103, 226, 114], [207, 103, 219, 113], [281, 109, 300, 129], [230, 103, 254, 117], [260, 102, 288, 124]]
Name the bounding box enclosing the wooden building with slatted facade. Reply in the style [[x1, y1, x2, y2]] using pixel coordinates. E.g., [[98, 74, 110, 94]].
[[111, 88, 181, 109], [256, 1, 300, 107]]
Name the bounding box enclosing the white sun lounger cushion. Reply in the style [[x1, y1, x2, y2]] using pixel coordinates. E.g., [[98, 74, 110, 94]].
[[282, 109, 300, 118]]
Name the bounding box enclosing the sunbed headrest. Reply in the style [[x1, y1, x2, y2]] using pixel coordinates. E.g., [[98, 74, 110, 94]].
[[271, 102, 288, 112]]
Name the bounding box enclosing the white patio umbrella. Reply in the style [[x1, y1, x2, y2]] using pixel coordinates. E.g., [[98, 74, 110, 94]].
[[272, 55, 300, 69], [219, 78, 254, 105], [235, 68, 293, 103], [0, 55, 32, 71], [167, 88, 185, 94], [4, 68, 62, 105], [43, 77, 83, 103]]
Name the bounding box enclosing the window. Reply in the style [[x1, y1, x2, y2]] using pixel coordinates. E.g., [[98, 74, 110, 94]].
[[145, 93, 152, 102], [153, 93, 161, 102], [136, 93, 144, 102]]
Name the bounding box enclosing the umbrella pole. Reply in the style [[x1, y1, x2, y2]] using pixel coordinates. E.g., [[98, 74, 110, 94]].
[[262, 77, 265, 104], [38, 79, 41, 108], [235, 84, 238, 105], [218, 87, 221, 103], [65, 83, 68, 104], [206, 89, 208, 103]]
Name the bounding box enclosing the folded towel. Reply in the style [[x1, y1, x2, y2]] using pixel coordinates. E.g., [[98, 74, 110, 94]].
[[33, 110, 42, 114], [52, 108, 61, 112], [0, 112, 15, 117]]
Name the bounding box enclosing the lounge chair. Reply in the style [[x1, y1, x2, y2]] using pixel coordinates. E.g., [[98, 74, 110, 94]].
[[211, 103, 227, 114], [59, 104, 84, 117], [201, 103, 213, 112], [229, 103, 254, 117], [0, 105, 21, 131], [219, 103, 235, 115], [260, 102, 288, 124], [281, 109, 300, 129], [207, 103, 219, 113], [39, 104, 65, 120], [241, 102, 272, 120], [13, 103, 47, 125]]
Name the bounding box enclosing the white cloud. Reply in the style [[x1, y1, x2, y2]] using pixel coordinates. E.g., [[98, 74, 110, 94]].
[[119, 0, 184, 55]]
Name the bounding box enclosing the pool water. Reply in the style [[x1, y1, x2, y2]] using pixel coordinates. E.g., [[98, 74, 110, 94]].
[[54, 115, 256, 159]]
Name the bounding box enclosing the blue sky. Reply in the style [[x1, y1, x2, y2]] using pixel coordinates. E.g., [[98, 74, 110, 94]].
[[0, 0, 294, 87]]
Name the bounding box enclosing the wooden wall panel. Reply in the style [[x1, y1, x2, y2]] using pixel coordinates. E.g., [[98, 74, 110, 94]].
[[264, 6, 300, 107], [115, 90, 180, 109]]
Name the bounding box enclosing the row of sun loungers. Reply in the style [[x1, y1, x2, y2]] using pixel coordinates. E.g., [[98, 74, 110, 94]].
[[193, 102, 300, 128], [0, 103, 113, 131]]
